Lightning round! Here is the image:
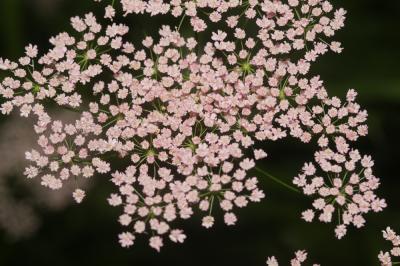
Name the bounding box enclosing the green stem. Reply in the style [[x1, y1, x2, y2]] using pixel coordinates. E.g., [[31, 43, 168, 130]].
[[177, 14, 186, 32], [254, 167, 300, 194], [102, 117, 118, 128]]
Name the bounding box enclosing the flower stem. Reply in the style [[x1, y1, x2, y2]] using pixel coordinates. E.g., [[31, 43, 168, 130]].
[[254, 167, 300, 194], [177, 14, 186, 32]]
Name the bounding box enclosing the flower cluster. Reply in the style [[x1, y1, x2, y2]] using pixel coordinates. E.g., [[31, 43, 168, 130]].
[[294, 141, 386, 239], [0, 117, 85, 239], [267, 250, 319, 266], [0, 0, 385, 251], [379, 227, 400, 266]]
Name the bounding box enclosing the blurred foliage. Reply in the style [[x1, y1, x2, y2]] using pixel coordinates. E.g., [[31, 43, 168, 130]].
[[0, 0, 399, 265]]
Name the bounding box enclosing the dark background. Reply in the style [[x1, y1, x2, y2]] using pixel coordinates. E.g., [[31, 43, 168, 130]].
[[0, 0, 399, 265]]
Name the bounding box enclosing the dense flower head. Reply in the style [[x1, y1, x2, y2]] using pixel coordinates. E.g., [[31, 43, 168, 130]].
[[378, 227, 400, 266], [294, 144, 386, 239], [0, 0, 385, 252]]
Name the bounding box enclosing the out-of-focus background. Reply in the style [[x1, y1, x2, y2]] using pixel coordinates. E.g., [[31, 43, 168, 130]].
[[0, 1, 399, 265]]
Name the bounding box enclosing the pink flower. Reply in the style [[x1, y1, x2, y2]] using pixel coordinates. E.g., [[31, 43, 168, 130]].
[[149, 236, 163, 252], [169, 229, 186, 243], [25, 44, 38, 58], [118, 232, 134, 248], [72, 189, 86, 203], [224, 213, 237, 226], [202, 216, 215, 229]]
